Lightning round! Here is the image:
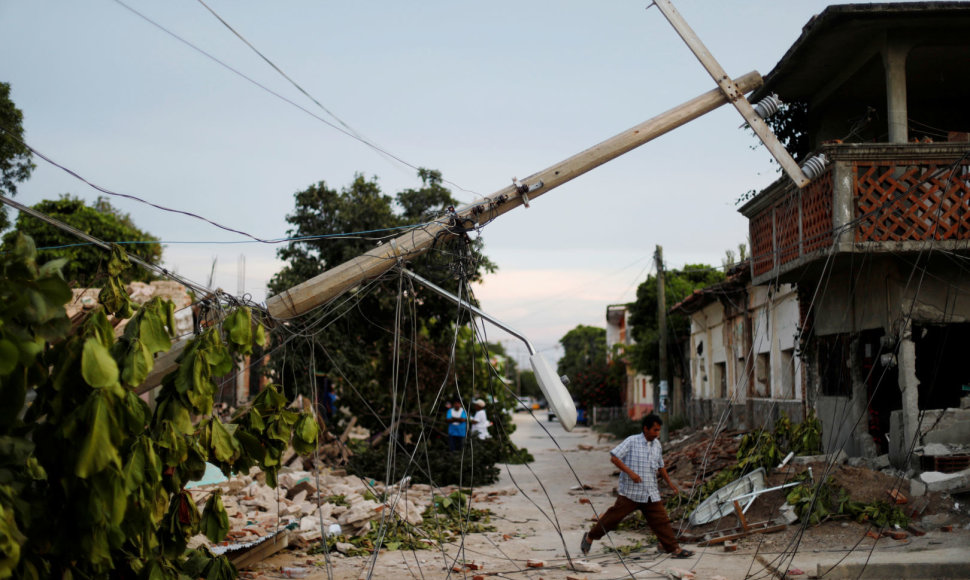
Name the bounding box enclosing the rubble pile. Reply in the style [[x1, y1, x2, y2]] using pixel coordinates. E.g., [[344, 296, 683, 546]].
[[662, 428, 743, 490], [186, 468, 433, 551]]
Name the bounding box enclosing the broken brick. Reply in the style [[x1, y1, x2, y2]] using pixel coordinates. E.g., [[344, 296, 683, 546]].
[[722, 541, 737, 552], [886, 489, 907, 505], [578, 498, 591, 504], [526, 560, 545, 568], [906, 524, 926, 536]]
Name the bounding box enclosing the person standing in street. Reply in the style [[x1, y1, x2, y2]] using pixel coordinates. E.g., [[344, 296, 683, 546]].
[[579, 414, 693, 559], [446, 399, 468, 451], [470, 399, 491, 440]]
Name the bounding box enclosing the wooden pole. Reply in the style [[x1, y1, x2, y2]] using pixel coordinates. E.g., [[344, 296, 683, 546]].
[[140, 71, 763, 393], [265, 71, 763, 319], [655, 245, 669, 443], [652, 0, 809, 188]]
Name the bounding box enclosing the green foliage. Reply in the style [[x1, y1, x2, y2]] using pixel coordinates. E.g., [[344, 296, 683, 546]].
[[0, 233, 308, 578], [736, 430, 783, 474], [518, 370, 540, 399], [424, 490, 495, 535], [2, 196, 162, 286], [628, 265, 724, 379], [603, 539, 648, 555], [557, 325, 607, 381], [785, 476, 908, 528], [311, 489, 495, 558], [570, 359, 625, 409], [266, 171, 497, 437], [0, 82, 35, 231], [593, 417, 642, 440], [347, 437, 505, 487]]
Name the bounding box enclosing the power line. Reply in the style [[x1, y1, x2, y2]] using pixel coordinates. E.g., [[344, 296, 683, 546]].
[[0, 193, 220, 301], [0, 124, 452, 249], [112, 0, 480, 200]]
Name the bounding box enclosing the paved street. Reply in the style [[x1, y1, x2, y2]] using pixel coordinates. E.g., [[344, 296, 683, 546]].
[[265, 411, 970, 579]]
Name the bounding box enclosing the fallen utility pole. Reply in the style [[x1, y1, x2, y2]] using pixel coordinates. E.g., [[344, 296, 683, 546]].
[[652, 0, 809, 187], [266, 71, 763, 319]]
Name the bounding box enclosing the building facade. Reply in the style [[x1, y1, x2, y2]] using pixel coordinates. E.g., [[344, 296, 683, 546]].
[[738, 3, 970, 465]]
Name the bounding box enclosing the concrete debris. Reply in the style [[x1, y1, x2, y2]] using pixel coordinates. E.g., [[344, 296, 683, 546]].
[[569, 559, 602, 573], [921, 443, 953, 457], [664, 567, 695, 579], [870, 454, 891, 470], [335, 542, 355, 554], [919, 469, 970, 493], [791, 450, 847, 466], [186, 466, 442, 552], [779, 503, 799, 524]]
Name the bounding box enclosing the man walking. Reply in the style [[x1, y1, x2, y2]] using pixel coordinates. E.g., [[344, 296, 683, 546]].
[[580, 414, 693, 559]]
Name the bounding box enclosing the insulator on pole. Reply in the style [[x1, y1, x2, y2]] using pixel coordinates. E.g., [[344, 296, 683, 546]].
[[752, 93, 783, 119], [800, 153, 828, 180]]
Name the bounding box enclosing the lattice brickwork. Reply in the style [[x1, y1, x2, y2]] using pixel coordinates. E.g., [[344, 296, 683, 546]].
[[776, 196, 801, 265], [751, 209, 774, 277], [802, 174, 834, 254], [749, 171, 834, 277], [855, 160, 970, 242]]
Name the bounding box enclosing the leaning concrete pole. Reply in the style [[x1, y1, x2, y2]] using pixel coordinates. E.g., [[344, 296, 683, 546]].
[[266, 71, 763, 318]]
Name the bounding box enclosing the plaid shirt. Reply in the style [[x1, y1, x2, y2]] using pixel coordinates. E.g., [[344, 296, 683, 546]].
[[611, 433, 664, 503]]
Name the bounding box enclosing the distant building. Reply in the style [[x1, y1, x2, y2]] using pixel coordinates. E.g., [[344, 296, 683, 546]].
[[606, 304, 654, 419]]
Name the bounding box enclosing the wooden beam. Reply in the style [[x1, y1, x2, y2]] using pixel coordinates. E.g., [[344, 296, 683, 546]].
[[653, 0, 809, 188], [266, 70, 763, 319]]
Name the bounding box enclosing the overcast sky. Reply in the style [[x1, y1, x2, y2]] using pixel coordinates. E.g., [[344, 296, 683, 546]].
[[0, 1, 901, 366]]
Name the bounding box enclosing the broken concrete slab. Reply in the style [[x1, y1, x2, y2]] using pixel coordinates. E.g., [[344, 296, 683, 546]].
[[792, 450, 847, 465], [920, 469, 970, 493]]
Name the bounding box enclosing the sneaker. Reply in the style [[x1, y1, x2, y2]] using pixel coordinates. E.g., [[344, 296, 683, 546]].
[[579, 533, 592, 556]]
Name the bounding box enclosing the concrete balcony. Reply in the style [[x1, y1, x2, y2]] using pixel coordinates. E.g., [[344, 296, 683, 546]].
[[739, 143, 970, 285]]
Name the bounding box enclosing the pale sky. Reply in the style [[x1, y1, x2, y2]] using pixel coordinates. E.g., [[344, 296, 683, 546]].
[[0, 1, 901, 365]]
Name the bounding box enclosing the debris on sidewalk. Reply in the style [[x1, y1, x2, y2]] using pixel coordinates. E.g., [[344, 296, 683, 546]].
[[664, 567, 695, 579], [569, 559, 602, 573]]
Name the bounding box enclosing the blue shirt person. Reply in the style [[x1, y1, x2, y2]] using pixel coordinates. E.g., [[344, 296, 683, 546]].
[[446, 400, 468, 451]]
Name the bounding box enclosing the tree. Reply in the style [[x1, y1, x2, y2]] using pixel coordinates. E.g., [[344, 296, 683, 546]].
[[267, 170, 499, 444], [518, 370, 540, 399], [3, 195, 162, 286], [0, 234, 314, 578], [0, 82, 35, 231], [570, 358, 626, 410], [557, 325, 607, 382], [628, 264, 724, 380]]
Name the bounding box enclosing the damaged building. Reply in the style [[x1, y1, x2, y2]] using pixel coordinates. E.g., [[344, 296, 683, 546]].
[[672, 264, 804, 431], [733, 3, 970, 468]]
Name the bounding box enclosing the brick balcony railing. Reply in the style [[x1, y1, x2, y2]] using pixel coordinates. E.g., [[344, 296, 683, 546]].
[[740, 143, 970, 281]]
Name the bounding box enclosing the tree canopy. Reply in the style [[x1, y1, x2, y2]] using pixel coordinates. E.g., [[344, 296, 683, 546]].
[[3, 195, 162, 287], [556, 324, 607, 382], [628, 264, 724, 380], [267, 170, 508, 455], [0, 234, 310, 577], [0, 82, 35, 231]]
